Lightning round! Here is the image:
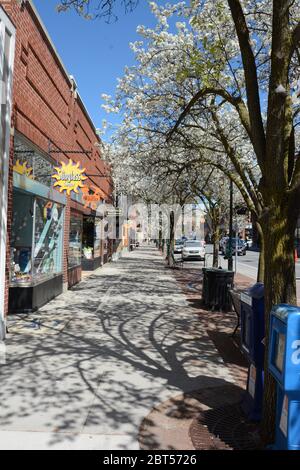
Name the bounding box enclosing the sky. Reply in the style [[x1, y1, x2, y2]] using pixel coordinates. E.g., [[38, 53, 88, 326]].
[[33, 0, 160, 138]]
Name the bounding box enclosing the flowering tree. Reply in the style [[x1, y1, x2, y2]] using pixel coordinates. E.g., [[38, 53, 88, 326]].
[[102, 2, 263, 252], [102, 1, 300, 439], [56, 0, 138, 20], [106, 135, 205, 265], [65, 0, 300, 438], [189, 167, 247, 267]]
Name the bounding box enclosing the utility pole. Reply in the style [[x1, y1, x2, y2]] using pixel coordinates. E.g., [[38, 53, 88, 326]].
[[228, 179, 233, 271]]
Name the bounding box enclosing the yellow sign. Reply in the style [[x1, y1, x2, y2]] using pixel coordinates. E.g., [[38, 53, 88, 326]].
[[52, 159, 87, 195], [13, 159, 34, 179]]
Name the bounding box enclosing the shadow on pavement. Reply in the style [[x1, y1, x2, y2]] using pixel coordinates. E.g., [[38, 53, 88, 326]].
[[1, 246, 236, 449]]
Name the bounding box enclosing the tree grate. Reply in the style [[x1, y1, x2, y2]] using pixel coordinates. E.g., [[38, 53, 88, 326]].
[[189, 403, 263, 450]]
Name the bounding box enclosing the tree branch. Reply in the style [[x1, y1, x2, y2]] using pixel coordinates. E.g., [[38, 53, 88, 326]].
[[227, 0, 266, 165], [210, 109, 261, 213], [167, 87, 253, 145]]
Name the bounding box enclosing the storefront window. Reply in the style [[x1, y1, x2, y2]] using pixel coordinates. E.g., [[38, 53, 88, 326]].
[[10, 192, 34, 283], [33, 197, 64, 277], [10, 190, 64, 285], [69, 215, 83, 268]]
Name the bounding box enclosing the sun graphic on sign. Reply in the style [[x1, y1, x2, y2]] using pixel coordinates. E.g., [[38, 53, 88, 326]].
[[13, 160, 34, 179], [52, 159, 87, 195]]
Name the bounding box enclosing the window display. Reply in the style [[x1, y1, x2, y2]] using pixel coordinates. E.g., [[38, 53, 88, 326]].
[[10, 190, 64, 285], [33, 197, 64, 277], [69, 214, 83, 268]]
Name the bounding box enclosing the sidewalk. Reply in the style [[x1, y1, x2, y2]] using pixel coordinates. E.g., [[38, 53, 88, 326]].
[[140, 259, 258, 450], [1, 245, 249, 450]]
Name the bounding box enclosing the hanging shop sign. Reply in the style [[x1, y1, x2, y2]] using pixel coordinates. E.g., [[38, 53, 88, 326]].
[[82, 185, 105, 210], [13, 160, 34, 179], [107, 208, 123, 217], [52, 159, 87, 195]]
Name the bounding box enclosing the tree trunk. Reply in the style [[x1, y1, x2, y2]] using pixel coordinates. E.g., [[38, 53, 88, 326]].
[[212, 227, 220, 268], [256, 221, 264, 282], [252, 212, 259, 249], [260, 205, 297, 444], [208, 207, 221, 268], [167, 211, 175, 266], [213, 241, 219, 268]]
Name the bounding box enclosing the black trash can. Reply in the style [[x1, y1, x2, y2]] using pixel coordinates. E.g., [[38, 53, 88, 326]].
[[202, 268, 234, 312]]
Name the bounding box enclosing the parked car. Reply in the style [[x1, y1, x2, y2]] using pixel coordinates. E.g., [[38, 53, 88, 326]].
[[224, 238, 247, 256], [182, 240, 205, 261], [174, 239, 184, 254], [246, 238, 253, 249]]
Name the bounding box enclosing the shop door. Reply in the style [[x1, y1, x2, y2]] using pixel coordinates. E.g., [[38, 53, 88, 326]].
[[0, 7, 15, 334]]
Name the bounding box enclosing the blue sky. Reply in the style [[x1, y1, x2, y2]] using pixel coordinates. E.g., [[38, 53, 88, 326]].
[[33, 0, 159, 138]]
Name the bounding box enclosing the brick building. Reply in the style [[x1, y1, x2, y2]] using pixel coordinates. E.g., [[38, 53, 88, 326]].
[[0, 0, 113, 329]]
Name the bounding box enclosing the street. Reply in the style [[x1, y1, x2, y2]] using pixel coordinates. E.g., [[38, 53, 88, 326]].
[[204, 245, 259, 280], [174, 245, 259, 280], [177, 244, 300, 279], [175, 245, 300, 301]]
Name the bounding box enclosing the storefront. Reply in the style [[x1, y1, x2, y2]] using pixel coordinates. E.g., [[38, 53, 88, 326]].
[[0, 6, 15, 337], [1, 0, 114, 318], [9, 135, 65, 313]]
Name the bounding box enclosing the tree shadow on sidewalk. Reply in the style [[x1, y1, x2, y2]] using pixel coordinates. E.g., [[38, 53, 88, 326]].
[[1, 251, 239, 448]]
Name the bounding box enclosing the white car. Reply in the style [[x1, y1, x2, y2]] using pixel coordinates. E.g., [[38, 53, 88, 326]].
[[182, 240, 205, 261], [246, 238, 253, 249]]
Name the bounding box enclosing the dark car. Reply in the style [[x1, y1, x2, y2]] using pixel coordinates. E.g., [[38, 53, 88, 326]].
[[224, 238, 247, 256]]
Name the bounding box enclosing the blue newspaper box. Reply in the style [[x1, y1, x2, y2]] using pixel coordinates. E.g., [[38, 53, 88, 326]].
[[240, 282, 265, 421], [268, 304, 300, 450]]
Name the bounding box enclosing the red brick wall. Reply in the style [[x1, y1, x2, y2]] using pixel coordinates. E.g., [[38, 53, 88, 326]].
[[1, 0, 113, 313]]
